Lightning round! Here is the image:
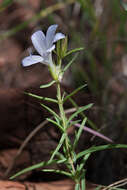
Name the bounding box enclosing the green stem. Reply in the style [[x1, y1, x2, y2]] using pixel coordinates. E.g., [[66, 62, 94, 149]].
[[56, 82, 75, 174], [57, 82, 85, 190]]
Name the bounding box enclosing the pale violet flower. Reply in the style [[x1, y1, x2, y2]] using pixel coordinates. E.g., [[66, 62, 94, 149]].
[[22, 24, 65, 67]]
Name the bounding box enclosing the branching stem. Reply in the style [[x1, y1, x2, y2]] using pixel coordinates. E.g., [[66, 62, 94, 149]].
[[57, 82, 75, 174]]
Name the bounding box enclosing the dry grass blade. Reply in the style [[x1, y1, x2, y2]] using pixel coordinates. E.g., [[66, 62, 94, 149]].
[[102, 178, 127, 190]]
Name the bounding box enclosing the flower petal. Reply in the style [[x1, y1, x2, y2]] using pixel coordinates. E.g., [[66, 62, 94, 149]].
[[46, 24, 58, 48], [53, 33, 65, 43], [22, 55, 44, 67], [46, 45, 55, 53], [31, 30, 46, 56]]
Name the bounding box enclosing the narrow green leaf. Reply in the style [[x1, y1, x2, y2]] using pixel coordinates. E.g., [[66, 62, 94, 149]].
[[54, 116, 61, 126], [63, 53, 78, 73], [50, 133, 66, 161], [68, 120, 81, 129], [68, 104, 93, 124], [71, 151, 77, 163], [65, 47, 84, 57], [10, 160, 55, 179], [55, 152, 66, 160], [26, 92, 57, 103], [64, 84, 87, 103], [41, 169, 71, 177], [40, 80, 55, 88], [54, 152, 67, 164], [10, 157, 66, 180], [47, 118, 64, 132], [73, 118, 87, 149], [76, 144, 127, 160], [40, 103, 60, 120], [68, 96, 98, 130], [56, 158, 67, 164], [78, 153, 91, 171]]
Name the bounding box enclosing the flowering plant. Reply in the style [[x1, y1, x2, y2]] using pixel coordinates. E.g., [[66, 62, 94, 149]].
[[11, 25, 127, 190], [22, 24, 65, 81]]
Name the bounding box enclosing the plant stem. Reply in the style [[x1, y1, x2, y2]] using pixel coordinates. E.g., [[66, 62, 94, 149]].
[[56, 82, 75, 174], [57, 82, 85, 190]]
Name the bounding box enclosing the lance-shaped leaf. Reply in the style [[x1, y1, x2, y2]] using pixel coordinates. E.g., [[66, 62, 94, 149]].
[[40, 80, 56, 88], [76, 144, 127, 160], [10, 159, 55, 179], [67, 120, 81, 129], [63, 53, 78, 73], [27, 92, 58, 103], [65, 47, 84, 57], [47, 118, 64, 132], [41, 169, 71, 177], [40, 103, 60, 120], [64, 84, 87, 103], [68, 96, 98, 130], [50, 133, 66, 161], [73, 117, 87, 149], [67, 103, 93, 124], [77, 153, 91, 172], [55, 151, 66, 161]]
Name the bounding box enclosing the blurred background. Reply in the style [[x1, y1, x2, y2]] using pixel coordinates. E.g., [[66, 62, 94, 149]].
[[0, 0, 127, 187]]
